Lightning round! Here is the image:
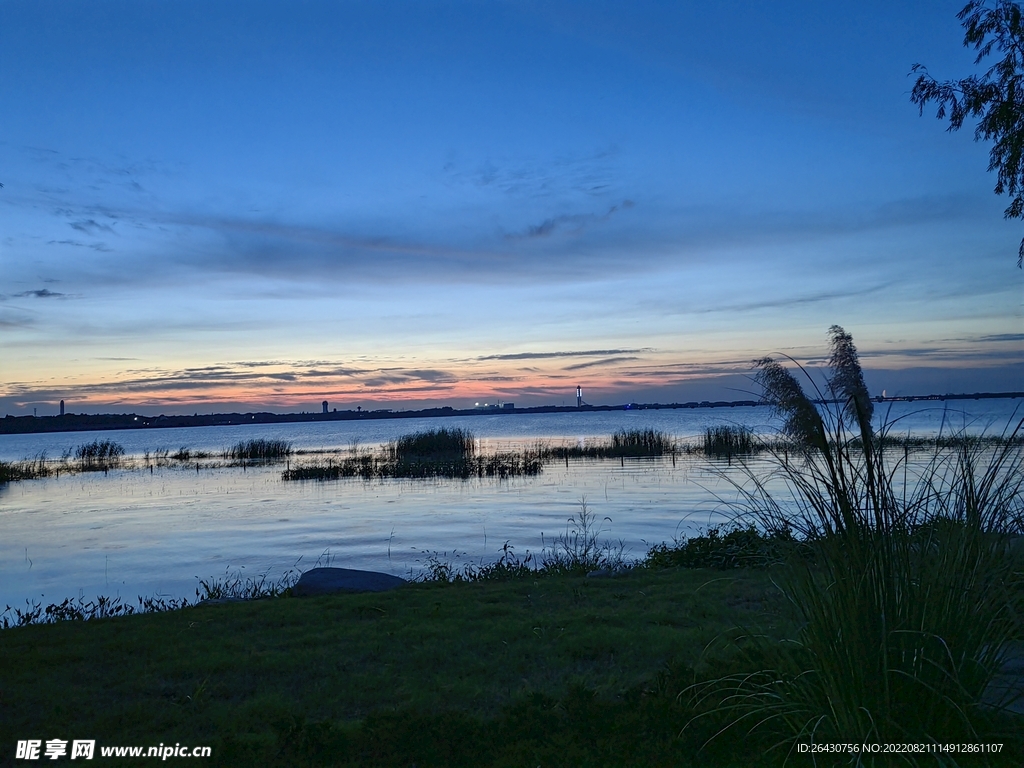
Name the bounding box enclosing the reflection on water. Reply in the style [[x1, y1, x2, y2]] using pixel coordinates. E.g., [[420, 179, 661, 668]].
[[0, 400, 1019, 609], [0, 453, 761, 609]]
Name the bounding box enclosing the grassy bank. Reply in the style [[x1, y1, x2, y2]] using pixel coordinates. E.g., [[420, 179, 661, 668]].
[[3, 518, 1020, 766], [1, 567, 797, 767]]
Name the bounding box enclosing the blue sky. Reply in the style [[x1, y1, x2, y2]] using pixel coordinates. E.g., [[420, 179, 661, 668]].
[[1, 0, 1021, 415]]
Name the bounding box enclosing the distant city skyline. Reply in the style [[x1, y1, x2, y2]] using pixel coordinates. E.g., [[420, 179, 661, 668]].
[[2, 1, 1021, 417]]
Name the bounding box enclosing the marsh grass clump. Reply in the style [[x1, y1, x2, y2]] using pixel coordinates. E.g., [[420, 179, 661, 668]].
[[541, 497, 628, 575], [419, 542, 540, 583], [282, 451, 542, 481], [74, 440, 125, 471], [534, 429, 675, 461], [701, 425, 757, 459], [225, 438, 292, 462], [1, 594, 191, 629], [1, 568, 298, 628], [388, 427, 475, 463], [689, 325, 1024, 753], [284, 428, 676, 484], [283, 429, 541, 481], [644, 524, 797, 570], [0, 454, 53, 482], [418, 500, 627, 582], [609, 428, 675, 456], [196, 567, 299, 601], [0, 461, 26, 482]]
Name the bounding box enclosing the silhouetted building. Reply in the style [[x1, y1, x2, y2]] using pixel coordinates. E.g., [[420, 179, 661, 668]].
[[577, 386, 582, 408], [59, 400, 64, 416], [322, 400, 328, 414]]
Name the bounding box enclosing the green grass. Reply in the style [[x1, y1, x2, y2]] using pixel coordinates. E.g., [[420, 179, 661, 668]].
[[0, 567, 794, 767]]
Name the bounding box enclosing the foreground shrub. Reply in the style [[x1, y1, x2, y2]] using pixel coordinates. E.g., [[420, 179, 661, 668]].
[[644, 524, 796, 570], [691, 325, 1024, 756]]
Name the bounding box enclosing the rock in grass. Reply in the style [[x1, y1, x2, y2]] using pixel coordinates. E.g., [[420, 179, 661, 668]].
[[293, 567, 407, 596]]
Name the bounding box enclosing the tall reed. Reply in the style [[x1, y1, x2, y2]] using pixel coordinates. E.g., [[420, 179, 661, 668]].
[[691, 326, 1024, 755]]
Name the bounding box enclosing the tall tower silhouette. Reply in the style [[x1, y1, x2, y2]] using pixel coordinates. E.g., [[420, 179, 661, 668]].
[[576, 386, 582, 408]]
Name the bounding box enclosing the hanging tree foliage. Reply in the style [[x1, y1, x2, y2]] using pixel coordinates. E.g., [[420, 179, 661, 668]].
[[911, 0, 1024, 267]]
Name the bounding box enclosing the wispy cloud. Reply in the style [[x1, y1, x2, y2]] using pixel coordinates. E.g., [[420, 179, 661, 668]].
[[563, 356, 639, 370], [13, 289, 67, 298], [507, 199, 634, 240], [694, 284, 888, 314], [443, 147, 621, 199], [478, 348, 649, 361], [0, 360, 463, 404], [976, 333, 1024, 343], [69, 219, 115, 235]]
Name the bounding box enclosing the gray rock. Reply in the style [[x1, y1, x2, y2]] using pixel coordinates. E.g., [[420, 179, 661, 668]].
[[292, 567, 407, 596]]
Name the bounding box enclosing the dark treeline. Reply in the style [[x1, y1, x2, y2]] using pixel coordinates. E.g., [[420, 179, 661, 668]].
[[2, 392, 1020, 436]]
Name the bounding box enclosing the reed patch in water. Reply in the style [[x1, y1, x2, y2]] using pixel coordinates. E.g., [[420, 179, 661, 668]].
[[534, 428, 675, 460], [225, 438, 293, 461], [283, 451, 542, 481], [0, 455, 52, 482], [74, 440, 125, 471], [700, 425, 757, 458]]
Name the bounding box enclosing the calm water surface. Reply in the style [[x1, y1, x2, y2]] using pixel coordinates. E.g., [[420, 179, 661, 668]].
[[1, 401, 1019, 610]]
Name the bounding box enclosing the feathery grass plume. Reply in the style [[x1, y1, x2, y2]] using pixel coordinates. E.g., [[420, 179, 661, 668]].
[[826, 324, 873, 438], [753, 357, 827, 453], [690, 328, 1024, 757]]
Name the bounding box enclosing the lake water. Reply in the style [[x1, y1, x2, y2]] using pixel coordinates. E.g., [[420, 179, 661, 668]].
[[1, 400, 1020, 611]]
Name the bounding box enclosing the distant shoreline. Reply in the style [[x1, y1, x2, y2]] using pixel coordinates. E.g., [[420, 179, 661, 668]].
[[1, 391, 1021, 436]]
